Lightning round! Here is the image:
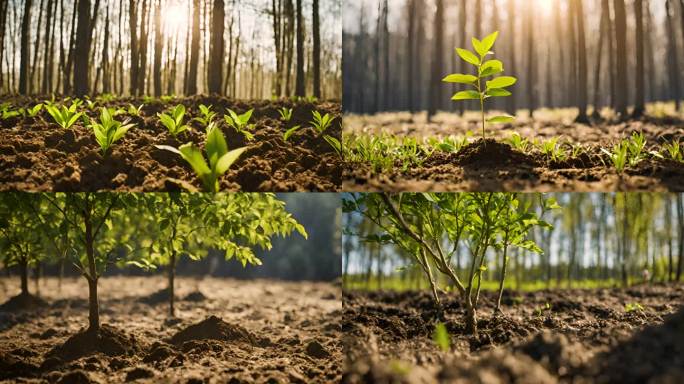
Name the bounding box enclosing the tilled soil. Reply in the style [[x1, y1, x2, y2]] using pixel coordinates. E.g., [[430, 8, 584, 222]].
[[343, 111, 684, 192], [0, 276, 341, 383], [342, 284, 684, 383], [0, 96, 341, 191]]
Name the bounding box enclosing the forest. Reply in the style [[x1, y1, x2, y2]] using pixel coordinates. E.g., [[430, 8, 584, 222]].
[[0, 192, 342, 383], [342, 192, 684, 383], [0, 0, 343, 192], [342, 0, 684, 192]]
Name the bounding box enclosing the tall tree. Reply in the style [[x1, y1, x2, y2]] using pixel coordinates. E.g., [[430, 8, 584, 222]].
[[592, 0, 609, 118], [407, 0, 416, 112], [613, 0, 628, 118], [153, 0, 162, 96], [137, 0, 148, 95], [187, 0, 201, 94], [525, 0, 537, 118], [574, 0, 589, 123], [129, 0, 139, 95], [457, 0, 467, 115], [294, 0, 305, 96], [19, 0, 32, 94], [312, 0, 320, 98], [668, 0, 682, 111], [208, 0, 225, 94], [41, 0, 54, 94], [632, 0, 645, 117], [382, 0, 389, 110], [427, 0, 444, 120], [73, 0, 91, 96]]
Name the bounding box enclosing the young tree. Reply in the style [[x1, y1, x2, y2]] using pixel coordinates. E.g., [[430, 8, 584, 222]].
[[208, 0, 225, 94], [73, 0, 91, 97], [574, 0, 589, 123], [132, 193, 307, 317]]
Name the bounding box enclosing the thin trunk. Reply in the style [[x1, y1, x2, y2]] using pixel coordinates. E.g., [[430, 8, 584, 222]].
[[382, 0, 389, 110], [574, 0, 589, 123], [495, 243, 509, 312], [613, 0, 628, 117], [84, 203, 99, 332], [312, 0, 320, 98], [19, 257, 29, 296], [187, 0, 200, 94], [42, 0, 55, 94], [632, 0, 645, 117], [30, 0, 45, 90], [137, 0, 148, 95], [592, 0, 609, 118], [208, 0, 224, 94], [153, 0, 162, 96], [427, 0, 444, 120], [526, 0, 536, 118], [294, 0, 305, 96], [168, 250, 176, 317], [73, 0, 91, 97], [667, 0, 681, 111], [458, 0, 466, 115], [129, 0, 139, 95], [407, 0, 416, 112], [19, 0, 33, 94], [677, 194, 683, 281]]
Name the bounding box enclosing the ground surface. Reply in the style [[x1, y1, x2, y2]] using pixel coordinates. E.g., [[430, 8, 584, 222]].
[[343, 109, 684, 192], [343, 284, 684, 383], [0, 96, 341, 192], [0, 276, 341, 383]]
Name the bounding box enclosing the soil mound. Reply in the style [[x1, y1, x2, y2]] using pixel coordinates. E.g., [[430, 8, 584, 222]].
[[138, 288, 173, 305], [0, 293, 47, 311], [456, 139, 537, 167], [183, 291, 207, 302], [0, 351, 39, 380], [47, 325, 140, 361], [438, 349, 557, 384], [169, 315, 257, 346], [56, 370, 101, 384], [516, 332, 588, 377]]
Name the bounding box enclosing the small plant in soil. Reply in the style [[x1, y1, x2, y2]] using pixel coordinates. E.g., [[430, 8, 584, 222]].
[[432, 322, 450, 352], [539, 137, 567, 163], [278, 107, 293, 122], [156, 122, 247, 192], [25, 103, 43, 118], [45, 101, 84, 129], [283, 125, 302, 142], [127, 103, 144, 117], [224, 108, 255, 141], [663, 140, 682, 162], [89, 107, 136, 156], [625, 302, 644, 313], [158, 104, 191, 137], [443, 31, 517, 141], [311, 111, 341, 155], [602, 142, 629, 175], [507, 132, 531, 153], [626, 132, 647, 167], [194, 104, 217, 127]]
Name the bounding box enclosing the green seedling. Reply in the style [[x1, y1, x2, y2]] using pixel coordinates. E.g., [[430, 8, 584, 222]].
[[224, 109, 255, 141], [663, 140, 682, 162], [324, 136, 342, 158], [24, 103, 43, 118], [160, 95, 176, 103], [602, 142, 628, 174], [85, 98, 97, 110], [432, 322, 451, 352], [195, 104, 217, 127], [283, 125, 302, 142], [626, 132, 646, 167], [539, 137, 566, 163], [278, 107, 293, 122], [428, 134, 471, 154], [127, 104, 144, 117], [89, 107, 136, 156], [507, 132, 530, 152], [156, 122, 247, 192], [45, 101, 84, 129], [311, 111, 334, 134], [96, 93, 117, 103], [1, 105, 21, 120], [625, 302, 644, 313], [443, 31, 516, 141], [158, 104, 191, 137], [536, 302, 552, 317]]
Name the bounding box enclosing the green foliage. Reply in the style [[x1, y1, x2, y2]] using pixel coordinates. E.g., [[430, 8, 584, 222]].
[[283, 125, 302, 142], [663, 140, 682, 162], [0, 104, 21, 120], [538, 137, 567, 163], [507, 132, 531, 152], [127, 103, 144, 117], [195, 104, 217, 127], [626, 132, 646, 167], [602, 142, 628, 174], [311, 110, 334, 134], [536, 302, 552, 317], [158, 104, 191, 137], [278, 107, 293, 122], [344, 133, 431, 173], [625, 302, 644, 313], [427, 133, 472, 154], [45, 101, 84, 129], [444, 31, 516, 140], [26, 103, 43, 118], [89, 107, 136, 156], [156, 122, 247, 192], [224, 108, 255, 141], [432, 322, 451, 352]]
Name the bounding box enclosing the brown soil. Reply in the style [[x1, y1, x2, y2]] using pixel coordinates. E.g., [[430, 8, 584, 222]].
[[342, 284, 684, 383], [0, 276, 341, 383], [0, 96, 341, 192], [0, 292, 48, 311], [343, 112, 684, 192]]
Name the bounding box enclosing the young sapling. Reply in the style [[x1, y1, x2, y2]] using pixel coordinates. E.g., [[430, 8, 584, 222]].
[[278, 107, 293, 122], [158, 104, 191, 137], [194, 104, 217, 127], [156, 122, 247, 192], [89, 107, 136, 156], [224, 109, 255, 141], [283, 125, 302, 142], [127, 103, 144, 117], [310, 111, 341, 155], [443, 31, 517, 142], [45, 101, 84, 129]]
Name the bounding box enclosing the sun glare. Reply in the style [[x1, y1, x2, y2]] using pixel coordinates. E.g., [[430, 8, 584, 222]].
[[537, 0, 555, 16], [162, 3, 189, 36]]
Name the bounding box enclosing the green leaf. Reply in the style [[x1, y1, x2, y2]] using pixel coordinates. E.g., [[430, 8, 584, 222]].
[[206, 125, 229, 167], [486, 76, 517, 90], [487, 115, 515, 124], [480, 60, 504, 77], [452, 90, 481, 101], [178, 143, 211, 177], [283, 125, 301, 142], [432, 322, 451, 352], [486, 88, 512, 97], [215, 147, 247, 175], [442, 73, 478, 84], [472, 37, 487, 57], [155, 145, 182, 155], [481, 31, 499, 53], [456, 48, 480, 66]]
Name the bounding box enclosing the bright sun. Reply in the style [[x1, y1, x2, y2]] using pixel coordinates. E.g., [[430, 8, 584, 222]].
[[536, 0, 555, 16], [162, 3, 189, 37]]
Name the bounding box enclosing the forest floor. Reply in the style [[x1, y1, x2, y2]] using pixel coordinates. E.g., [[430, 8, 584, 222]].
[[343, 284, 684, 383], [343, 108, 684, 192], [0, 276, 341, 383], [0, 96, 341, 192]]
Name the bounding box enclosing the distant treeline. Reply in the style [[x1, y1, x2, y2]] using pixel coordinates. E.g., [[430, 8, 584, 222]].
[[0, 0, 342, 99], [343, 0, 684, 120]]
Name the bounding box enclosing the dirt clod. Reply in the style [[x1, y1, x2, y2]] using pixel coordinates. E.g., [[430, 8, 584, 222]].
[[305, 340, 331, 359], [125, 366, 156, 381], [170, 315, 257, 346]]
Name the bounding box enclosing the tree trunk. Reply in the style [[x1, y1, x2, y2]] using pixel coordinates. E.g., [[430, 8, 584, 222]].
[[667, 0, 681, 111], [187, 0, 200, 94], [101, 5, 110, 94], [168, 250, 176, 318], [153, 0, 162, 96], [208, 0, 225, 94], [427, 0, 444, 120], [137, 0, 148, 95], [677, 194, 683, 281], [525, 0, 536, 118], [294, 0, 305, 96], [457, 0, 466, 115], [553, 0, 566, 107], [73, 0, 91, 97], [382, 0, 389, 110], [465, 294, 477, 334], [506, 0, 516, 114], [30, 0, 45, 90], [19, 0, 32, 94], [613, 0, 628, 118], [407, 0, 416, 112], [84, 204, 99, 332], [129, 0, 138, 95], [574, 0, 589, 123], [41, 0, 54, 94], [312, 0, 320, 98], [19, 257, 29, 296], [592, 0, 609, 118], [632, 0, 645, 117]]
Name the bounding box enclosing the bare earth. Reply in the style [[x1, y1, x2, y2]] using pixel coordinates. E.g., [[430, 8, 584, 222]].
[[343, 285, 684, 383], [0, 276, 341, 383]]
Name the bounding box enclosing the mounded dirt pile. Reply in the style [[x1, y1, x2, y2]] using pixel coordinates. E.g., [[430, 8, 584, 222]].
[[455, 139, 538, 167], [0, 293, 48, 311], [169, 315, 257, 346], [137, 288, 174, 305], [183, 291, 207, 302], [47, 325, 140, 361]]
